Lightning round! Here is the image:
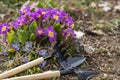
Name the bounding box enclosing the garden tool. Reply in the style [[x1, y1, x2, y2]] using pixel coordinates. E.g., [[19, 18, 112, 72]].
[[3, 68, 97, 80], [0, 43, 86, 79]]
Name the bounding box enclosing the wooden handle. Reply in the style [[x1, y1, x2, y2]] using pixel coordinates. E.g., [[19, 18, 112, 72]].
[[0, 57, 44, 79], [3, 70, 60, 80]]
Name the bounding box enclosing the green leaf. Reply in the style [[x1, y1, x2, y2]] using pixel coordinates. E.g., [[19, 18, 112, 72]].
[[38, 3, 44, 8], [32, 21, 37, 28], [28, 69, 33, 74], [23, 25, 28, 31], [29, 33, 36, 41], [54, 23, 64, 41], [17, 30, 29, 43], [36, 67, 41, 72], [7, 30, 15, 43], [29, 21, 37, 33], [54, 23, 61, 33], [49, 0, 57, 8]]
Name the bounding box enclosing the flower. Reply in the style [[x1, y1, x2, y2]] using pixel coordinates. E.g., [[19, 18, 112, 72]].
[[21, 56, 29, 63], [39, 49, 47, 68], [61, 28, 76, 38], [26, 12, 37, 22], [50, 9, 62, 22], [11, 41, 20, 51], [2, 46, 7, 55], [39, 49, 47, 56], [19, 0, 30, 14], [22, 41, 33, 52], [0, 23, 9, 35], [36, 27, 44, 37], [12, 15, 29, 28], [39, 61, 46, 68], [45, 26, 57, 43], [64, 17, 74, 28], [19, 7, 31, 15]]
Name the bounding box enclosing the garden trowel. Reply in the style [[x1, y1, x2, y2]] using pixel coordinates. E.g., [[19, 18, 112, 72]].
[[3, 68, 97, 80], [0, 43, 86, 79]]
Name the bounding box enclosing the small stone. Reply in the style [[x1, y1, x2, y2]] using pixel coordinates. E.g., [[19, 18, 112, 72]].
[[74, 31, 84, 39], [0, 14, 5, 19], [103, 73, 108, 78], [107, 52, 112, 56], [103, 6, 111, 12], [92, 30, 104, 36], [114, 5, 120, 11], [98, 2, 109, 7], [90, 2, 97, 8], [83, 45, 95, 54], [108, 59, 113, 63], [98, 2, 111, 12]]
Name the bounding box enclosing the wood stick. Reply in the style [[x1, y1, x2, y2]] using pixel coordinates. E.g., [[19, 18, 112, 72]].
[[3, 70, 60, 80], [0, 57, 44, 79]]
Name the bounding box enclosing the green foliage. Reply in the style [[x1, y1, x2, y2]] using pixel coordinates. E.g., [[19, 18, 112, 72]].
[[7, 21, 37, 43], [38, 0, 57, 8], [1, 0, 26, 8], [29, 21, 37, 33], [54, 23, 64, 41], [49, 0, 57, 8], [17, 30, 29, 43], [7, 30, 15, 43], [30, 33, 36, 41]]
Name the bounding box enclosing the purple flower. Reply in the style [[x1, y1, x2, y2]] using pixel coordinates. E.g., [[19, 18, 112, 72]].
[[36, 8, 51, 20], [2, 46, 7, 55], [30, 2, 39, 11], [0, 23, 9, 35], [33, 11, 41, 19], [39, 49, 47, 56], [50, 9, 62, 22], [22, 41, 33, 52], [39, 49, 47, 68], [19, 0, 30, 13], [45, 26, 57, 43], [50, 8, 70, 23], [21, 56, 29, 63], [61, 28, 76, 38], [64, 17, 74, 28], [36, 27, 44, 37], [13, 15, 28, 28], [19, 7, 31, 15], [11, 41, 20, 51], [39, 61, 46, 68]]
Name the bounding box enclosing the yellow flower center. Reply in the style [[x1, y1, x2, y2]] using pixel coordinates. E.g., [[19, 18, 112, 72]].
[[38, 30, 43, 35], [9, 26, 12, 29], [66, 23, 69, 26], [48, 31, 54, 37], [2, 26, 6, 31], [42, 12, 45, 15], [19, 23, 23, 26], [72, 24, 74, 29], [23, 10, 27, 13], [53, 15, 59, 20]]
